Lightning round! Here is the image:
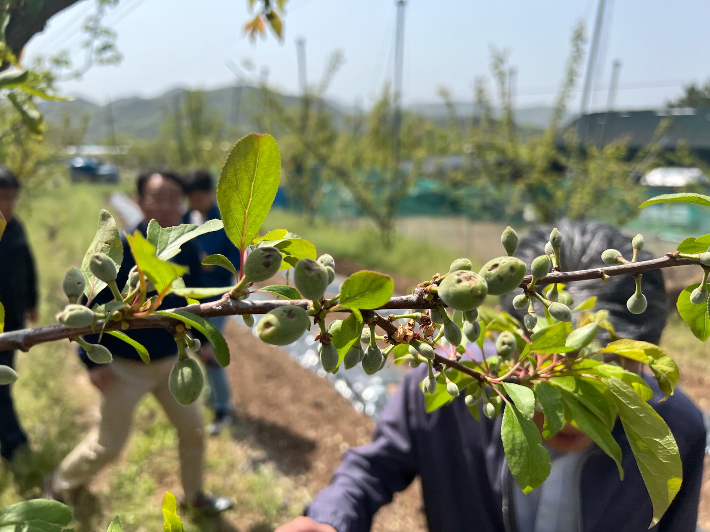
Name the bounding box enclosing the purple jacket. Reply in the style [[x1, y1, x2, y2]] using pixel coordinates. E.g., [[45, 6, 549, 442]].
[[307, 366, 706, 532]]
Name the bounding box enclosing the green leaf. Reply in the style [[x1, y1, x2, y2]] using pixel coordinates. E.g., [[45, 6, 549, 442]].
[[677, 234, 710, 254], [126, 232, 188, 294], [676, 283, 710, 341], [273, 238, 317, 270], [565, 323, 599, 351], [0, 302, 4, 333], [422, 369, 474, 413], [106, 331, 150, 364], [571, 296, 597, 312], [476, 319, 487, 350], [0, 500, 72, 526], [7, 92, 44, 136], [147, 219, 224, 261], [550, 376, 616, 429], [0, 210, 6, 241], [600, 339, 679, 397], [157, 311, 230, 367], [639, 192, 710, 209], [202, 254, 238, 277], [217, 133, 281, 252], [533, 381, 565, 438], [583, 362, 653, 401], [81, 209, 123, 303], [171, 287, 232, 299], [0, 521, 64, 532], [339, 271, 394, 310], [501, 403, 551, 494], [252, 228, 288, 244], [529, 323, 567, 351], [559, 390, 624, 479], [107, 515, 123, 532], [605, 377, 682, 527], [267, 9, 283, 39], [0, 69, 28, 89], [258, 284, 302, 300], [502, 383, 535, 419], [329, 313, 363, 365], [162, 492, 184, 532]]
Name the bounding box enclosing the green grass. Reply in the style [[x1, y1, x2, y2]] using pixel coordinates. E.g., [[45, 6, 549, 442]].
[[0, 183, 308, 532], [265, 210, 482, 283]]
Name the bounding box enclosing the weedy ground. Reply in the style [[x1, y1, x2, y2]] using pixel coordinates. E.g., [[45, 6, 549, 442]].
[[1, 182, 709, 530]]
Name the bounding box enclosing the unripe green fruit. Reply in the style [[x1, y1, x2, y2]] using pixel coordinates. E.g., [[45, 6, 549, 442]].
[[463, 320, 481, 343], [189, 338, 202, 352], [449, 258, 473, 272], [408, 345, 418, 356], [550, 228, 562, 247], [524, 313, 537, 331], [0, 365, 18, 385], [414, 341, 435, 360], [409, 357, 422, 368], [62, 268, 86, 300], [244, 247, 283, 282], [294, 258, 329, 301], [57, 304, 95, 328], [422, 375, 437, 394], [531, 255, 551, 280], [243, 314, 255, 327], [501, 226, 519, 256], [699, 252, 710, 267], [317, 254, 335, 270], [256, 305, 310, 345], [632, 234, 644, 250], [446, 381, 459, 397], [627, 294, 647, 314], [483, 402, 496, 419], [443, 321, 462, 346], [495, 331, 516, 358], [169, 357, 204, 406], [319, 343, 339, 373], [456, 344, 466, 354], [601, 249, 623, 266], [326, 266, 335, 284], [463, 309, 478, 322], [558, 290, 573, 307], [89, 253, 117, 283], [548, 302, 572, 322], [544, 242, 554, 255], [438, 270, 488, 311], [547, 284, 559, 302], [465, 394, 478, 408], [129, 269, 140, 288], [430, 308, 444, 324], [360, 328, 371, 345], [85, 344, 113, 364], [690, 287, 708, 305], [344, 346, 364, 370], [479, 256, 527, 296], [512, 294, 529, 310], [362, 346, 383, 375]]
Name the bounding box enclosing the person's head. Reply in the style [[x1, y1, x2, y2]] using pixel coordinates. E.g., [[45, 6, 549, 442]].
[[136, 170, 186, 227], [183, 169, 215, 216], [0, 165, 20, 221], [500, 219, 667, 451]]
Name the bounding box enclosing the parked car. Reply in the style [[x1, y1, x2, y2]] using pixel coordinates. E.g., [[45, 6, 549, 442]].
[[68, 157, 119, 184]]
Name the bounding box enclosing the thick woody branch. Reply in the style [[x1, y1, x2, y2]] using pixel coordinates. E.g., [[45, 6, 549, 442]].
[[0, 253, 702, 353]]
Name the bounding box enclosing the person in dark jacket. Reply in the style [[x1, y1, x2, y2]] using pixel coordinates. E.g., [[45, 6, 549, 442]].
[[45, 170, 232, 514], [182, 169, 240, 435], [277, 220, 706, 532], [0, 166, 38, 463]]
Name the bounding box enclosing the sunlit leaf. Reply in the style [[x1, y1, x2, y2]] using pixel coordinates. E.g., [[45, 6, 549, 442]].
[[339, 271, 393, 310], [126, 232, 188, 294], [501, 403, 551, 494], [677, 234, 710, 254], [676, 283, 710, 341], [600, 339, 679, 397], [161, 492, 184, 532], [640, 192, 710, 209], [157, 310, 230, 367], [533, 381, 564, 438], [81, 209, 123, 304], [258, 284, 302, 300], [8, 92, 45, 136], [106, 331, 150, 364], [147, 219, 223, 261], [0, 500, 72, 526]]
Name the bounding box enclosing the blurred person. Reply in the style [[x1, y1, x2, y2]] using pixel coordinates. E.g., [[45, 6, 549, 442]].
[[276, 220, 705, 532], [183, 169, 240, 436], [44, 170, 233, 514], [0, 166, 38, 467]]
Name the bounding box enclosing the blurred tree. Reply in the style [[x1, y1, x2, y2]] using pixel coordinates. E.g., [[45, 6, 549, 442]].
[[667, 80, 710, 108]]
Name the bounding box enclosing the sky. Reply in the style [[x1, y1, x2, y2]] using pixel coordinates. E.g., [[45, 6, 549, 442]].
[[23, 0, 710, 111]]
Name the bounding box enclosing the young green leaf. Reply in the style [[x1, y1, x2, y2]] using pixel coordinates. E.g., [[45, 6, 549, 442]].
[[0, 69, 29, 89], [533, 382, 565, 438], [258, 285, 303, 300], [639, 192, 710, 209], [157, 310, 230, 367], [550, 376, 616, 429], [502, 382, 535, 419], [126, 232, 188, 293], [329, 312, 363, 364], [106, 331, 150, 364], [571, 296, 597, 312], [0, 500, 72, 526], [605, 377, 682, 527], [600, 339, 679, 397], [8, 92, 45, 136], [171, 287, 233, 299], [677, 234, 710, 254], [82, 210, 123, 303], [107, 515, 123, 532], [677, 283, 710, 341], [146, 219, 224, 260], [162, 492, 184, 532], [582, 362, 653, 401], [252, 228, 288, 244], [202, 254, 238, 277], [274, 238, 318, 270], [339, 271, 394, 310], [501, 403, 551, 494], [217, 133, 281, 252], [559, 390, 623, 479]]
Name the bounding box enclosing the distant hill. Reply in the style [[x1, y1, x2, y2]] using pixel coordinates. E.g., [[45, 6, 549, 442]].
[[41, 85, 560, 144]]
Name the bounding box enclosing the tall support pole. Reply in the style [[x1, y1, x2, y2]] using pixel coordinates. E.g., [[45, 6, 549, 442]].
[[606, 59, 621, 111], [296, 37, 308, 134], [580, 0, 607, 116], [392, 0, 406, 168]]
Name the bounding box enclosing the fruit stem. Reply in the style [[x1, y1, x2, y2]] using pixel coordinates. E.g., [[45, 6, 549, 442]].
[[701, 269, 710, 291], [75, 336, 93, 352], [107, 280, 123, 302], [532, 291, 551, 308], [369, 324, 377, 348], [229, 275, 251, 299], [634, 274, 643, 298]]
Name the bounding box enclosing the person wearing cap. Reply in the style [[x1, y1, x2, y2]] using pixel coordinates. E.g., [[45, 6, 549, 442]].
[[276, 220, 706, 532]]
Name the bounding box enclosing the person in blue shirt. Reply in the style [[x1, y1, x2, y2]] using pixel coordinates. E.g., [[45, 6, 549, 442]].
[[183, 169, 241, 435]]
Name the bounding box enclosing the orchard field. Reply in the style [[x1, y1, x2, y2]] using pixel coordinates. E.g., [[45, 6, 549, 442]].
[[2, 179, 710, 531]]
